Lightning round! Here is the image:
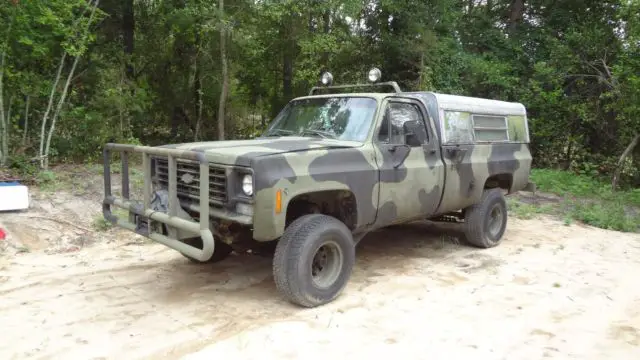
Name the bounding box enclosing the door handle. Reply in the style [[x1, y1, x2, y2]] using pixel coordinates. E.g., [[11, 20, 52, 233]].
[[446, 147, 467, 157]]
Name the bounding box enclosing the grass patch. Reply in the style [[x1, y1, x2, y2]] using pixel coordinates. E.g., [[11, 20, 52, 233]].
[[531, 168, 640, 207], [507, 197, 554, 220], [92, 215, 113, 231], [92, 208, 129, 232], [513, 169, 640, 232], [563, 199, 638, 232]]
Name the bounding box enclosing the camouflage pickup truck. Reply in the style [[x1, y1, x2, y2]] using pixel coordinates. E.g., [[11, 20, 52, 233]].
[[103, 68, 534, 308]]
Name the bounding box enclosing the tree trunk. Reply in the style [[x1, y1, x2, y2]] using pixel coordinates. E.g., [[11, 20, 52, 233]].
[[22, 95, 29, 146], [119, 66, 124, 138], [0, 12, 12, 166], [44, 49, 82, 169], [3, 95, 13, 164], [0, 48, 6, 166], [194, 27, 202, 141], [282, 57, 293, 101], [43, 0, 100, 169], [217, 0, 228, 141], [123, 0, 135, 79], [39, 53, 67, 167], [38, 0, 96, 166], [321, 8, 331, 68], [612, 133, 640, 191], [507, 0, 525, 34], [194, 62, 203, 141], [270, 63, 280, 119], [281, 11, 294, 103], [418, 52, 425, 89]]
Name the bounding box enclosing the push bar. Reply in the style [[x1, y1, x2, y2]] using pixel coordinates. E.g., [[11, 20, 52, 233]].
[[102, 143, 215, 261]]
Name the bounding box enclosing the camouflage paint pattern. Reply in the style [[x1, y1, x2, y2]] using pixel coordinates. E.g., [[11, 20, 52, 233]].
[[435, 142, 532, 212], [103, 92, 533, 245]]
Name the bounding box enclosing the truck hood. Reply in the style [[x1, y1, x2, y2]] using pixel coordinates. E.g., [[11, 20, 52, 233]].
[[157, 136, 362, 167]]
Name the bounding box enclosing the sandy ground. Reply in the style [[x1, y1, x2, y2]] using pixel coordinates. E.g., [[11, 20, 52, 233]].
[[1, 189, 640, 359]]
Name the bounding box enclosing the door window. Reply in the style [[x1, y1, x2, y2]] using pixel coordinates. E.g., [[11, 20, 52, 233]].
[[377, 102, 429, 147]]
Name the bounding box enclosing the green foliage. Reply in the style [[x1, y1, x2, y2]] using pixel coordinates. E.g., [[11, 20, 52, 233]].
[[531, 169, 640, 207], [0, 0, 638, 190], [507, 197, 554, 220], [566, 200, 639, 233], [92, 215, 112, 232], [516, 169, 640, 232], [6, 154, 39, 180], [36, 170, 57, 189], [4, 154, 57, 189]]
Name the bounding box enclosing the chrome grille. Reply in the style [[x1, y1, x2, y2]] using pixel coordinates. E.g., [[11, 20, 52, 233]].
[[153, 157, 227, 206]]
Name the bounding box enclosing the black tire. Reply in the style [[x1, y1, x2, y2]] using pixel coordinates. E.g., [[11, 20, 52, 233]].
[[273, 214, 355, 308], [180, 237, 233, 263], [463, 188, 508, 248]]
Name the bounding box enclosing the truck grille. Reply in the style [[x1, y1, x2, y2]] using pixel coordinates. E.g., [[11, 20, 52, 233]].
[[153, 157, 227, 206]]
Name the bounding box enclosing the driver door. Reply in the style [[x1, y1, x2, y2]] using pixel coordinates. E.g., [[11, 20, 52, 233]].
[[373, 98, 445, 227]]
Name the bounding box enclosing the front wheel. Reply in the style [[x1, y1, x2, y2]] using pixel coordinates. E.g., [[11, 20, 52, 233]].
[[273, 214, 355, 308], [463, 188, 508, 248]]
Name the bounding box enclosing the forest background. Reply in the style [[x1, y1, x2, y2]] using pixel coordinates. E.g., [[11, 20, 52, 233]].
[[0, 0, 639, 230]]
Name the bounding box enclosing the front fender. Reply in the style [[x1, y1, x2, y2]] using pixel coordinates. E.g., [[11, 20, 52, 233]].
[[250, 146, 380, 241], [252, 179, 351, 241]]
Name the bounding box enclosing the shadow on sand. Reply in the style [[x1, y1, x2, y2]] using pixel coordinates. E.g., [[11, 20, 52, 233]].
[[143, 220, 477, 308]]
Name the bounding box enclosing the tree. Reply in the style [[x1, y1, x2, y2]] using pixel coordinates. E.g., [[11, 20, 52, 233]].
[[217, 0, 228, 140]]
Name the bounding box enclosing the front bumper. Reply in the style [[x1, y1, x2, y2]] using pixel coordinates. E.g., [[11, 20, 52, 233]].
[[102, 143, 251, 261]]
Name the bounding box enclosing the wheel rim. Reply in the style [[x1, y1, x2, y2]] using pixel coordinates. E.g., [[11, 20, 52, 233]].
[[310, 239, 344, 289], [487, 204, 504, 238]]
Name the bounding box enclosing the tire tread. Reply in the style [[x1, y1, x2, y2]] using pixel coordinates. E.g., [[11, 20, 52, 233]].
[[273, 214, 354, 307], [463, 188, 507, 248]]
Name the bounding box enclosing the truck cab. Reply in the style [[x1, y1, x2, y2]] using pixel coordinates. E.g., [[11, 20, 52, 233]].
[[102, 68, 534, 308]]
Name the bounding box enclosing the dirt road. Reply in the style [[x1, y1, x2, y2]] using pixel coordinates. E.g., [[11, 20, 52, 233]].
[[1, 211, 640, 360]]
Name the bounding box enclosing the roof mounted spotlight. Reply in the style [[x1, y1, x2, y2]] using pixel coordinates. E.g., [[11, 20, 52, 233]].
[[368, 67, 382, 83], [320, 72, 334, 86], [308, 67, 402, 95]]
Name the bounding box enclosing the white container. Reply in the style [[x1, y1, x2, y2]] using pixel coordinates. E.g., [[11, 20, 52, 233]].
[[0, 183, 30, 211]]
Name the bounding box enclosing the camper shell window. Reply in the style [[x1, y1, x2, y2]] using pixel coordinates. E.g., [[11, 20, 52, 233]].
[[471, 114, 509, 142]]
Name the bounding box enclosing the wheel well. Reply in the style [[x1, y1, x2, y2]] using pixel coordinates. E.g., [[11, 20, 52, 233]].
[[285, 190, 357, 230], [484, 173, 512, 192]]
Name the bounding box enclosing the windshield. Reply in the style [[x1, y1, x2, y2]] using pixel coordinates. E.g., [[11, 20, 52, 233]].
[[263, 97, 378, 142]]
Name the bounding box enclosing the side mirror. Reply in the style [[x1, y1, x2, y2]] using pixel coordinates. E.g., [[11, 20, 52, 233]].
[[403, 120, 425, 147]]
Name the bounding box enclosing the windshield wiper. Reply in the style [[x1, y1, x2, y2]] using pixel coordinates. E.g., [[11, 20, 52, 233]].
[[264, 129, 295, 137], [301, 129, 337, 139]]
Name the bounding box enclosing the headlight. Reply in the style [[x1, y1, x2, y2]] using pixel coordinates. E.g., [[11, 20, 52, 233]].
[[241, 174, 253, 196]]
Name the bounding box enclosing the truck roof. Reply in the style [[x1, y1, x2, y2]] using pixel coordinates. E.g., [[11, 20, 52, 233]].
[[294, 91, 527, 117], [406, 91, 527, 116]]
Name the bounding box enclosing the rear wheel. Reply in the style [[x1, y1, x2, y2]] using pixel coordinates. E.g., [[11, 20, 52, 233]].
[[180, 237, 233, 263], [273, 214, 355, 308], [463, 188, 508, 248]]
